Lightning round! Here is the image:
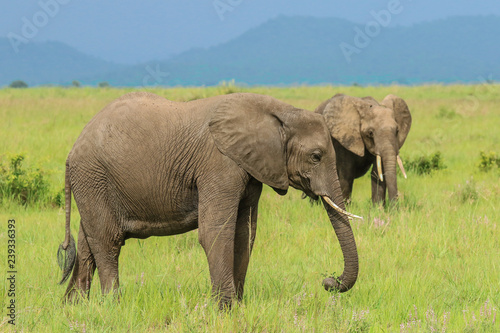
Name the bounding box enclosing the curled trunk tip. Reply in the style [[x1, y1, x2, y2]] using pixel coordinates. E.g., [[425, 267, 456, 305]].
[[323, 275, 356, 292]]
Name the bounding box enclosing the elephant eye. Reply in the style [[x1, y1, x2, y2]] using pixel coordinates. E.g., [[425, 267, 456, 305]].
[[311, 152, 322, 163], [367, 130, 374, 138]]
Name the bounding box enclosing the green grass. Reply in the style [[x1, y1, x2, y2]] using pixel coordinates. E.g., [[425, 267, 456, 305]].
[[1, 85, 499, 332]]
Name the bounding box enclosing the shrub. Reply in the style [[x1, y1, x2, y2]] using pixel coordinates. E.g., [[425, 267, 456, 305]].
[[72, 80, 81, 87], [9, 80, 28, 88], [405, 152, 446, 175], [98, 81, 110, 88], [436, 105, 460, 119], [477, 151, 500, 171], [52, 187, 65, 208], [0, 154, 50, 205], [217, 80, 239, 94]]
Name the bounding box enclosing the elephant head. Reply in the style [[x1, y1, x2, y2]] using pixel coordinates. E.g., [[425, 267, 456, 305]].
[[318, 93, 412, 202], [209, 93, 359, 292]]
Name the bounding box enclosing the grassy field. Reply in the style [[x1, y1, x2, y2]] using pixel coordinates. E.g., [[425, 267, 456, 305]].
[[0, 85, 499, 332]]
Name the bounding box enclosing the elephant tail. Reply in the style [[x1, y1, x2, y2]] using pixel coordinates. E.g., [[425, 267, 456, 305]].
[[57, 159, 76, 284]]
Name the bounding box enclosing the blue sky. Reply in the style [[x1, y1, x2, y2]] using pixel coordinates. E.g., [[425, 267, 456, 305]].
[[2, 0, 500, 64]]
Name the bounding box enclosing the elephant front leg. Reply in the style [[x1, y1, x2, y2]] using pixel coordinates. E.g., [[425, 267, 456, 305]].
[[370, 165, 386, 205], [335, 157, 355, 204], [198, 200, 239, 309], [233, 183, 261, 301], [339, 177, 354, 205]]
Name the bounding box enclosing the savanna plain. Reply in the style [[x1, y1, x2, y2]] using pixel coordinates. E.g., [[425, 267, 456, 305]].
[[0, 85, 499, 332]]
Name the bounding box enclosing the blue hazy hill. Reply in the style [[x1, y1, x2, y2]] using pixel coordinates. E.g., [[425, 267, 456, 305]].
[[1, 15, 498, 86]]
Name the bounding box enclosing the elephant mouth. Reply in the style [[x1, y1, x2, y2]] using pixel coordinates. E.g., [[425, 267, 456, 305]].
[[301, 189, 319, 201], [301, 192, 363, 220], [322, 196, 363, 220]]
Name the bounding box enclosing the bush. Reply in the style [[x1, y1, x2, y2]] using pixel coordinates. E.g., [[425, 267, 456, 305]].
[[98, 81, 110, 88], [52, 187, 65, 207], [436, 105, 460, 119], [477, 151, 500, 171], [9, 80, 28, 88], [405, 152, 446, 175], [0, 154, 50, 205], [72, 80, 81, 87], [217, 80, 240, 94]]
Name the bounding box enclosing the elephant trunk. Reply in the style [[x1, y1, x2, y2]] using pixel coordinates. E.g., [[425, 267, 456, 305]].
[[381, 148, 398, 201], [321, 181, 359, 292]]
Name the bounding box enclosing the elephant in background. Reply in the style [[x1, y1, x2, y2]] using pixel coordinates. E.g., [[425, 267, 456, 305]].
[[58, 92, 360, 310], [315, 94, 412, 204]]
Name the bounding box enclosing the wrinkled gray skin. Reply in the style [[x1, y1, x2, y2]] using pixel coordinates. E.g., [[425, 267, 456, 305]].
[[316, 94, 412, 205], [58, 92, 358, 309]]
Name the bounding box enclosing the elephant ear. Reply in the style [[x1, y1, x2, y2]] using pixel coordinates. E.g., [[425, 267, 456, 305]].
[[321, 95, 367, 157], [209, 95, 289, 191], [381, 94, 412, 148], [314, 93, 344, 114]]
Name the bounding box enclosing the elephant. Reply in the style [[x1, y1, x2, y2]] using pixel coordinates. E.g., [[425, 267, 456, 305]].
[[315, 93, 412, 204], [57, 91, 361, 309]]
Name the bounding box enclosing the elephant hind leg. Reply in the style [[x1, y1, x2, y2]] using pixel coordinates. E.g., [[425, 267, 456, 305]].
[[64, 225, 97, 303], [88, 224, 124, 296], [93, 245, 122, 296], [78, 201, 124, 297]]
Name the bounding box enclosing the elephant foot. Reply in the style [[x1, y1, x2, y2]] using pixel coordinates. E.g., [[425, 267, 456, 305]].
[[217, 296, 233, 311], [63, 287, 88, 305]]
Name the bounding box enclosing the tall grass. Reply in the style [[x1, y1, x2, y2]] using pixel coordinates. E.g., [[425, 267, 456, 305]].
[[0, 85, 499, 331]]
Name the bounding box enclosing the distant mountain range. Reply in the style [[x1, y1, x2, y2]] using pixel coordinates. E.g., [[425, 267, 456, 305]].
[[0, 39, 124, 86], [1, 15, 499, 87]]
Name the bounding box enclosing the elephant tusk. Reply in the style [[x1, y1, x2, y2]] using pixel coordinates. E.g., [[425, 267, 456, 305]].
[[376, 155, 384, 182], [323, 196, 363, 220], [397, 155, 407, 179]]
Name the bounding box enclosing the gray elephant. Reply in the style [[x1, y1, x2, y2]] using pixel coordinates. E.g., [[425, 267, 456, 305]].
[[58, 92, 360, 309], [315, 94, 412, 204]]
